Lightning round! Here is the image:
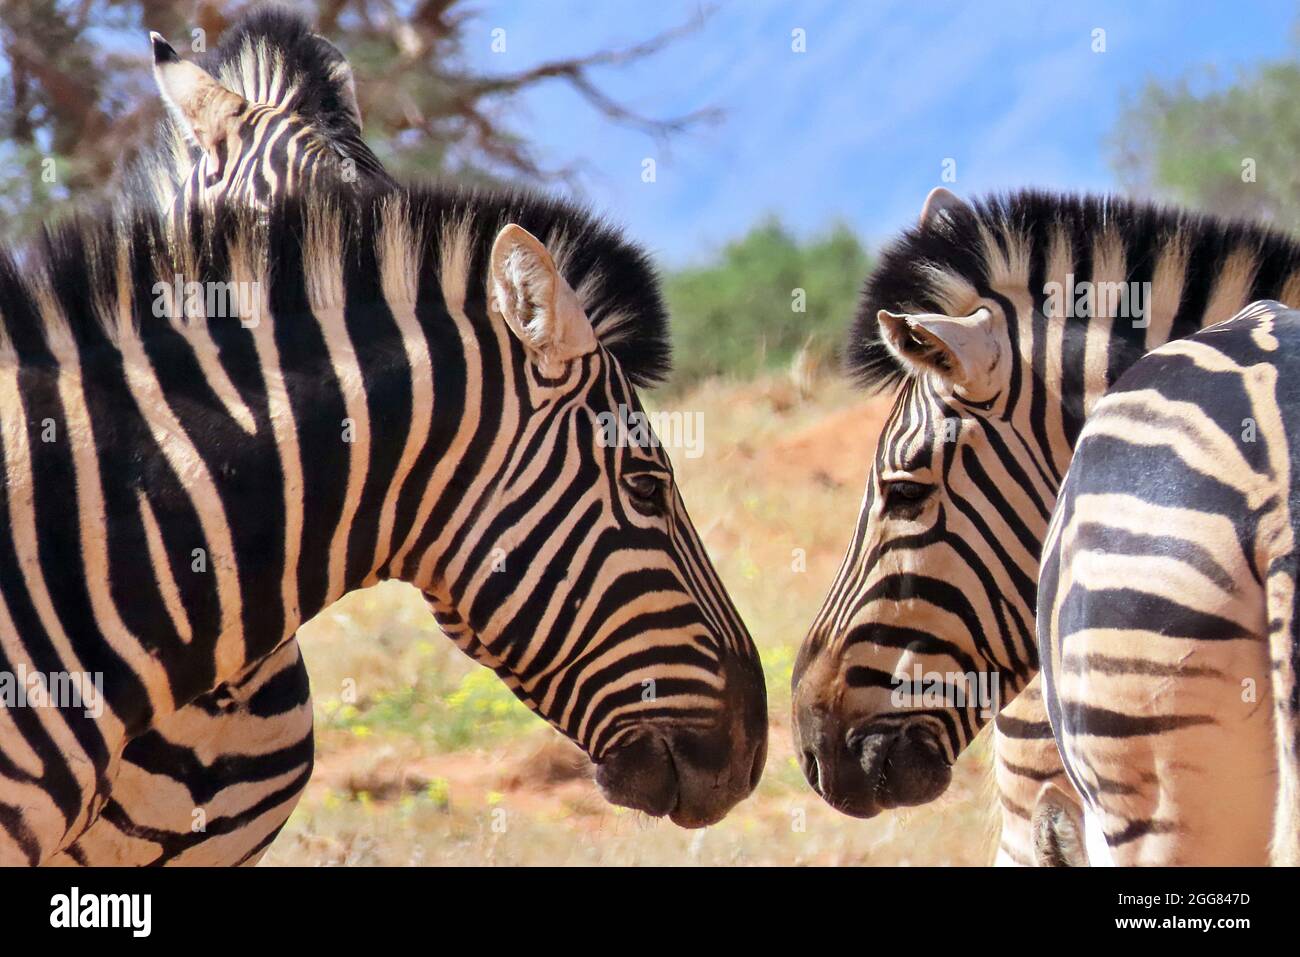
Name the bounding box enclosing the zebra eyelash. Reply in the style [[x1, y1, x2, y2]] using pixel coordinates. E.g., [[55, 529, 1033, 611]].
[[879, 479, 932, 518]]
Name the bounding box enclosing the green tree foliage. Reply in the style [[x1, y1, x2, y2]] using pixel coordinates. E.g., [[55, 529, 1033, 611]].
[[1112, 56, 1300, 229], [662, 217, 870, 389]]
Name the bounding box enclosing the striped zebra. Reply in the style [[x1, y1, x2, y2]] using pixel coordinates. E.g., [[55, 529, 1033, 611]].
[[56, 9, 396, 866], [790, 187, 1300, 864], [0, 179, 767, 865], [138, 8, 392, 219], [1038, 299, 1300, 866]]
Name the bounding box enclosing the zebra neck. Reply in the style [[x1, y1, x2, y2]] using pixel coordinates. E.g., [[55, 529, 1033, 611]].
[[104, 268, 508, 692], [1036, 245, 1300, 449], [256, 276, 557, 670]]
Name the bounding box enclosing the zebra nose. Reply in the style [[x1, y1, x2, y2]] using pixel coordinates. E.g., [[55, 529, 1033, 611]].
[[793, 705, 886, 817]]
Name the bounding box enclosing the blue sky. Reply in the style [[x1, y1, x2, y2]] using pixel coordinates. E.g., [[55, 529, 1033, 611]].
[[461, 0, 1300, 266]]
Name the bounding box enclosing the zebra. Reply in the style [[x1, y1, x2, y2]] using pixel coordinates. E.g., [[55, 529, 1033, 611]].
[[0, 179, 767, 865], [790, 186, 1300, 864], [138, 7, 392, 220], [56, 8, 397, 866], [1038, 299, 1300, 866]]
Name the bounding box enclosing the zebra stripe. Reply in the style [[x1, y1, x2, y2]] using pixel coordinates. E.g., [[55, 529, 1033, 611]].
[[791, 187, 1300, 859], [57, 9, 397, 867], [0, 184, 766, 866], [136, 10, 392, 222], [49, 639, 313, 866], [1038, 300, 1298, 865]]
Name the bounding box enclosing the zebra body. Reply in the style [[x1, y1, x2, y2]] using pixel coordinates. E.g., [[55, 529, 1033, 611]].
[[49, 639, 312, 865], [1038, 299, 1299, 865], [0, 185, 765, 865], [791, 187, 1300, 863], [61, 8, 395, 867]]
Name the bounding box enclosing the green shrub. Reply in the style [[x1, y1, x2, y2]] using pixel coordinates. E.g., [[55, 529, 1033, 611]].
[[661, 217, 870, 390]]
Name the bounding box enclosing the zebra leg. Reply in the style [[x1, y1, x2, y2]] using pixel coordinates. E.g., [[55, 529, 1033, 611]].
[[992, 675, 1082, 866], [48, 639, 313, 866]]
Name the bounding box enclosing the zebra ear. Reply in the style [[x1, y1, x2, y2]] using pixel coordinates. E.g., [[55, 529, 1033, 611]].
[[489, 224, 599, 375], [150, 32, 248, 156], [919, 187, 970, 228], [312, 34, 365, 131], [878, 307, 1001, 396]]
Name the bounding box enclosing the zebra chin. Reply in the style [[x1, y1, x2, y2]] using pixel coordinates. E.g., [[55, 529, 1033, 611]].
[[796, 716, 952, 818]]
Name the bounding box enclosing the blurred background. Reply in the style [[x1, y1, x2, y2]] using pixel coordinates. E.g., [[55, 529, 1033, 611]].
[[2, 0, 1297, 864]]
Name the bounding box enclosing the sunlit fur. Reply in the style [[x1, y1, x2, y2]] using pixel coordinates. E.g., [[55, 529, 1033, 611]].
[[50, 640, 312, 865], [0, 185, 762, 864], [1040, 301, 1300, 865], [794, 190, 1300, 862]]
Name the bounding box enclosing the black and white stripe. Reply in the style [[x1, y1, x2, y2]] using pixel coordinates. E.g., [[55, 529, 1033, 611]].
[[138, 8, 392, 221], [57, 8, 396, 867]]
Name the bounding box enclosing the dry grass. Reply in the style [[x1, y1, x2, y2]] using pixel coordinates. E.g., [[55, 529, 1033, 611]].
[[264, 372, 999, 867]]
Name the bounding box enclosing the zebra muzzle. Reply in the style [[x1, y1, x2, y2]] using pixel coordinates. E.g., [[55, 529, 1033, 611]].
[[593, 732, 680, 820], [593, 717, 765, 829], [853, 723, 952, 810], [797, 713, 951, 818]]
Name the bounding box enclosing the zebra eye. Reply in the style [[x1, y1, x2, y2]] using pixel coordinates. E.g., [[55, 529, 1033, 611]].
[[881, 479, 932, 515], [623, 472, 667, 516]]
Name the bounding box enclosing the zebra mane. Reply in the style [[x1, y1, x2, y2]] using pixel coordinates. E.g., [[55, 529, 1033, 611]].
[[199, 5, 364, 136], [0, 183, 671, 387], [846, 189, 1300, 392]]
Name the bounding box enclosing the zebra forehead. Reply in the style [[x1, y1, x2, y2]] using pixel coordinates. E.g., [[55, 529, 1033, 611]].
[[0, 185, 672, 386], [845, 188, 1300, 394], [878, 388, 950, 464]]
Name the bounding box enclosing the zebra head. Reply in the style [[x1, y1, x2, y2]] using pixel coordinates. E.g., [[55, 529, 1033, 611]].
[[144, 8, 391, 215], [407, 221, 767, 827], [793, 189, 1043, 817]]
